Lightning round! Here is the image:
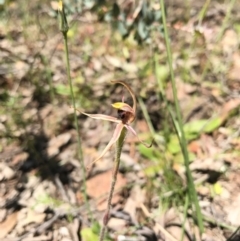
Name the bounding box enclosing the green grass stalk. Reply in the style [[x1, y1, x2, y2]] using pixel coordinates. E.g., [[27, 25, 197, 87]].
[[42, 56, 54, 101], [181, 194, 189, 241], [99, 127, 127, 241], [197, 0, 211, 26], [159, 0, 204, 234], [138, 97, 155, 137], [58, 1, 92, 221]]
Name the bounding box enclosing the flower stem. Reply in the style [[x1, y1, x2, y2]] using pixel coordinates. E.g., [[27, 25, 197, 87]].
[[63, 33, 92, 220], [99, 127, 127, 241], [58, 5, 92, 220]]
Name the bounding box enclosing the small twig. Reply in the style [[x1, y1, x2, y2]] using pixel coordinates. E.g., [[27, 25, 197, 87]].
[[10, 205, 83, 241], [68, 218, 81, 241], [188, 209, 236, 232], [227, 227, 240, 241], [140, 203, 178, 241], [54, 175, 81, 240], [13, 212, 61, 241], [54, 175, 69, 203], [36, 212, 61, 234], [201, 211, 236, 232]]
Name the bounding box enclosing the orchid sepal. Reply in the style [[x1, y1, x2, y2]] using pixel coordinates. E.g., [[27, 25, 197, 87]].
[[124, 124, 153, 148], [87, 123, 124, 168], [79, 111, 121, 123]]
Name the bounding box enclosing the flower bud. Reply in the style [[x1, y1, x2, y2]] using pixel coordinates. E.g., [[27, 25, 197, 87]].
[[58, 0, 69, 33]]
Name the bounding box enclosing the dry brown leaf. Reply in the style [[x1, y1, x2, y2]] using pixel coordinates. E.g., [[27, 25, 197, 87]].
[[105, 55, 122, 68], [21, 235, 51, 241], [48, 133, 71, 149], [221, 29, 238, 54], [107, 218, 126, 231], [122, 62, 138, 73], [21, 210, 46, 227], [188, 140, 201, 154], [0, 163, 15, 181], [0, 209, 7, 222], [91, 58, 102, 72], [124, 185, 146, 223], [47, 133, 71, 157], [12, 152, 29, 166], [124, 198, 137, 223], [50, 1, 59, 11], [200, 134, 219, 156], [86, 170, 126, 198], [86, 170, 126, 208], [40, 104, 53, 119], [228, 52, 240, 82], [96, 72, 114, 84], [97, 194, 121, 211], [166, 225, 189, 241], [14, 61, 29, 79], [59, 226, 70, 237], [166, 79, 196, 101], [136, 120, 149, 133], [47, 146, 59, 158], [221, 99, 240, 121], [42, 105, 72, 137], [0, 212, 18, 239], [226, 193, 240, 226], [164, 208, 178, 224]]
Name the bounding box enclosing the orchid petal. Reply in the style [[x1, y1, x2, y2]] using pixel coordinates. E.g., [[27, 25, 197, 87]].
[[124, 124, 153, 148], [88, 123, 124, 167], [111, 80, 136, 116], [112, 102, 134, 114]]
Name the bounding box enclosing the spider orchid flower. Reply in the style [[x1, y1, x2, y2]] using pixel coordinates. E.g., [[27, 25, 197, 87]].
[[80, 80, 152, 166]]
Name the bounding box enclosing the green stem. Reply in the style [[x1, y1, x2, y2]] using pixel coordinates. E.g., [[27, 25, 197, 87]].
[[159, 0, 204, 234], [62, 32, 92, 220], [99, 127, 127, 241]]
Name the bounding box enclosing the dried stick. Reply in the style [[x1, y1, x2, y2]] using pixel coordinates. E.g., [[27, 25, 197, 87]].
[[140, 203, 178, 241]]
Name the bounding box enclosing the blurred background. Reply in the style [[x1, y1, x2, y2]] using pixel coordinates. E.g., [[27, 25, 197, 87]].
[[0, 0, 240, 240]]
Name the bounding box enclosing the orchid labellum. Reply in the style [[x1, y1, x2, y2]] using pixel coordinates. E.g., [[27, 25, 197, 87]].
[[80, 80, 152, 166]]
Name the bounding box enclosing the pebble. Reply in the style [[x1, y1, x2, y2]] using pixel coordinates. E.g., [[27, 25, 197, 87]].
[[58, 226, 70, 237], [0, 163, 15, 180], [0, 208, 7, 222]]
